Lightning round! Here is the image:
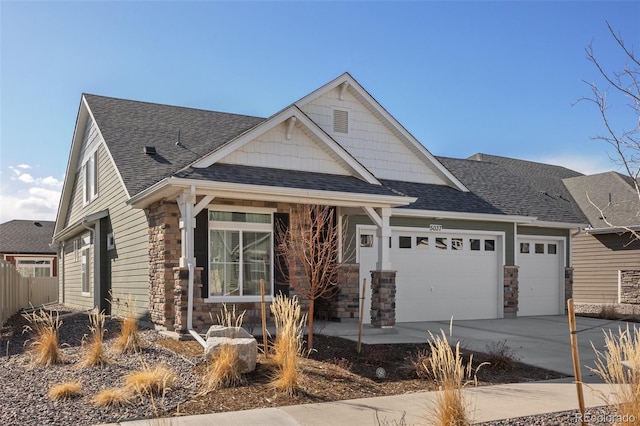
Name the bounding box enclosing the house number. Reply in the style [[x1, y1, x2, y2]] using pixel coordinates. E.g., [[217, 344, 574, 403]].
[[429, 224, 442, 232]]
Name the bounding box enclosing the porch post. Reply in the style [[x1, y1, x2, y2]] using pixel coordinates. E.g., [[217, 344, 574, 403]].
[[177, 189, 196, 268], [376, 208, 391, 271]]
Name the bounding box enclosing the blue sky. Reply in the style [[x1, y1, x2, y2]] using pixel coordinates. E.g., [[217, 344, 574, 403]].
[[1, 1, 639, 223]]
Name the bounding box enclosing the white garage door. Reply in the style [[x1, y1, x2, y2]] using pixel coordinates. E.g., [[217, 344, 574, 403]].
[[358, 228, 502, 323], [517, 237, 564, 316]]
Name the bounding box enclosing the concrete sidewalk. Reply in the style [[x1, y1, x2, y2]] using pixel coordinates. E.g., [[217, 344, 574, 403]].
[[109, 315, 634, 425]]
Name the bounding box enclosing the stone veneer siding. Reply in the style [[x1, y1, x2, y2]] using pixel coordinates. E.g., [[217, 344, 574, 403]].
[[564, 267, 574, 313], [370, 270, 396, 327], [619, 270, 640, 305], [147, 200, 181, 329], [503, 265, 519, 318]]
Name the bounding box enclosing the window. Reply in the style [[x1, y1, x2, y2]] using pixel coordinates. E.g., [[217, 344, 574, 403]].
[[520, 242, 530, 254], [535, 243, 545, 254], [107, 233, 115, 250], [451, 238, 463, 251], [484, 239, 495, 251], [360, 234, 373, 248], [399, 236, 412, 249], [548, 244, 557, 254], [80, 234, 91, 295], [435, 237, 447, 250], [333, 109, 349, 133], [209, 209, 273, 299], [469, 239, 481, 251], [83, 150, 98, 204], [416, 236, 429, 248], [16, 258, 52, 277]]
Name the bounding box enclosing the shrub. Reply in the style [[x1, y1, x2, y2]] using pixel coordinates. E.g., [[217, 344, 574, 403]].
[[79, 309, 109, 367], [405, 349, 432, 379], [270, 295, 307, 396], [49, 381, 82, 400], [598, 304, 619, 320], [484, 340, 519, 371], [125, 365, 177, 397], [425, 328, 486, 426], [590, 325, 640, 424], [22, 307, 63, 366], [92, 387, 132, 407]]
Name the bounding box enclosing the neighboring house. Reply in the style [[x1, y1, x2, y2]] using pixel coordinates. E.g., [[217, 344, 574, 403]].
[[53, 73, 587, 333], [563, 172, 640, 308], [0, 220, 57, 277]]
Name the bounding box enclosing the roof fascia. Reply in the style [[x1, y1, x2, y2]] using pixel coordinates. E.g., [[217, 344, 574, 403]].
[[295, 72, 469, 192], [53, 209, 109, 242], [190, 105, 380, 185], [526, 220, 588, 229], [128, 177, 415, 210], [391, 208, 534, 223], [586, 225, 640, 235]]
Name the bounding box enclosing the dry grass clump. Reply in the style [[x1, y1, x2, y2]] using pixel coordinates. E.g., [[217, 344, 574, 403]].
[[113, 294, 142, 354], [200, 344, 244, 394], [424, 326, 485, 426], [125, 364, 177, 397], [22, 307, 63, 366], [216, 303, 246, 328], [270, 295, 307, 396], [48, 381, 82, 400], [79, 309, 109, 367], [484, 340, 519, 372], [406, 348, 433, 379], [92, 387, 132, 407], [590, 325, 640, 424]]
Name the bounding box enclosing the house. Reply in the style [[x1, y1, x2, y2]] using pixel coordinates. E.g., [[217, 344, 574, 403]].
[[0, 220, 57, 277], [563, 172, 640, 310], [53, 72, 587, 333]]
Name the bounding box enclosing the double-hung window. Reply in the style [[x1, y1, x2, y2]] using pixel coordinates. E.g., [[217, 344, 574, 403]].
[[208, 208, 273, 301], [83, 150, 98, 204]]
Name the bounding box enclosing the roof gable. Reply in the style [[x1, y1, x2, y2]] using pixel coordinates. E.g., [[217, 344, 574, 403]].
[[295, 73, 468, 190], [563, 171, 640, 228]]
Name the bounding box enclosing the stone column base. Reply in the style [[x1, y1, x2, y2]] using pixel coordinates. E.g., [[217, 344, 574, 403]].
[[370, 270, 396, 327]]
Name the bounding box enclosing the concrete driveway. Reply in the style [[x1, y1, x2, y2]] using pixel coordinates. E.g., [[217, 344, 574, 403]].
[[320, 315, 638, 381]]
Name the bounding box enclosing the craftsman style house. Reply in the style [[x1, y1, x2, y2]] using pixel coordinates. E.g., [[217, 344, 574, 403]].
[[53, 73, 587, 333]]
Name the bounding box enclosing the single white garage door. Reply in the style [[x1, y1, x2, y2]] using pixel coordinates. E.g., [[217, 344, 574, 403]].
[[358, 228, 503, 323], [517, 237, 564, 316]]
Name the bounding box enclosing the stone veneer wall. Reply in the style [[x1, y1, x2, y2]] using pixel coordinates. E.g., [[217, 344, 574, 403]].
[[564, 267, 574, 313], [370, 270, 396, 327], [147, 200, 181, 329], [503, 265, 519, 318], [619, 270, 640, 305]]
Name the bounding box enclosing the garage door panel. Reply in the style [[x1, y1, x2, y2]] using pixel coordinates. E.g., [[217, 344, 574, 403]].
[[359, 229, 501, 323], [517, 238, 564, 316]]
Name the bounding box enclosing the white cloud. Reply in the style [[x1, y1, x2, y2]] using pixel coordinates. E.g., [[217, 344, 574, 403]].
[[1, 165, 62, 223]]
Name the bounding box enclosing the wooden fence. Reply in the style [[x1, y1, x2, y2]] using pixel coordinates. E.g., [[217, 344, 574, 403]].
[[0, 260, 58, 325]]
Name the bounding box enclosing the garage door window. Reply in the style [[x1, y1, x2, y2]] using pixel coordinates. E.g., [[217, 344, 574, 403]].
[[451, 238, 463, 251], [416, 236, 429, 248], [520, 242, 530, 253], [435, 237, 447, 250], [469, 239, 480, 251], [484, 239, 495, 251], [360, 234, 373, 247], [548, 244, 557, 254], [535, 243, 545, 254], [399, 236, 412, 249]]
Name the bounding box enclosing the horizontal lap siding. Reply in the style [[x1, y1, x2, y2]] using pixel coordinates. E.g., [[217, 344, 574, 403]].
[[572, 233, 640, 303]]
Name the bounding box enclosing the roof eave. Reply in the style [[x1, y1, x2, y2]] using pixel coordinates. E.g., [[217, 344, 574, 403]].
[[391, 208, 534, 223]]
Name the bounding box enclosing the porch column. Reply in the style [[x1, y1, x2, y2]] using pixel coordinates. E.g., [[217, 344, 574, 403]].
[[177, 190, 196, 268]]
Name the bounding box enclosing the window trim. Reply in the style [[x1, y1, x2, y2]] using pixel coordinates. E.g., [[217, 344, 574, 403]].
[[15, 257, 53, 277], [82, 150, 98, 205], [205, 206, 275, 303], [80, 234, 91, 296]]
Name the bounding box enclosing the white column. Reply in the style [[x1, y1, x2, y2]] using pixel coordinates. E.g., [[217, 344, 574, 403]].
[[376, 207, 391, 270], [177, 188, 197, 268]]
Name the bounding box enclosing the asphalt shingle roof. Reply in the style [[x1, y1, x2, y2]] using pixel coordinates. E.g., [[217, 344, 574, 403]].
[[437, 154, 588, 223], [175, 164, 401, 197], [563, 172, 640, 227], [0, 220, 56, 254], [84, 94, 266, 197]]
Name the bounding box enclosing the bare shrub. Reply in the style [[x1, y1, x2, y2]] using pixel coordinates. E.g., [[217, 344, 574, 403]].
[[484, 340, 520, 372], [405, 349, 432, 379]]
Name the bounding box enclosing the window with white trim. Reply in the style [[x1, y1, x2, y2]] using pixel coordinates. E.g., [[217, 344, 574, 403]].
[[208, 209, 273, 299], [80, 234, 91, 295], [16, 258, 52, 277], [83, 150, 98, 204]]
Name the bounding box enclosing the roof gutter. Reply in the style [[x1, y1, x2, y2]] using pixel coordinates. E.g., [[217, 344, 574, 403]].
[[585, 225, 640, 235], [391, 208, 535, 223]]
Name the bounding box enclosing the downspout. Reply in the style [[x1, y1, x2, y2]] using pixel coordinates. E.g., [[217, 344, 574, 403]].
[[187, 261, 205, 347]]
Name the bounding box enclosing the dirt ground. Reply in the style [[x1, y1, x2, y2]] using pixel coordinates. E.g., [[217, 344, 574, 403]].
[[157, 333, 567, 416]]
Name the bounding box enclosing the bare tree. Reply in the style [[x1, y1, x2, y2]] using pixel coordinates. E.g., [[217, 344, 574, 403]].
[[276, 204, 347, 351], [580, 21, 640, 239]]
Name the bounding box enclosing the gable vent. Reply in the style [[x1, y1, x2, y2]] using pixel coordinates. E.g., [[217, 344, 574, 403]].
[[333, 109, 349, 134]]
